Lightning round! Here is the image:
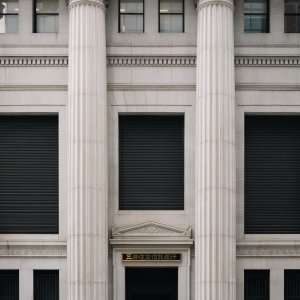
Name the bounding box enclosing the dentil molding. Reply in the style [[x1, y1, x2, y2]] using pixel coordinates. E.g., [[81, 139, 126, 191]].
[[1, 55, 300, 67]]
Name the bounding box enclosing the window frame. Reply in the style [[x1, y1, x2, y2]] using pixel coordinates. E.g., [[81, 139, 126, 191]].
[[33, 0, 59, 33], [158, 0, 185, 33], [284, 0, 300, 33], [0, 0, 19, 33], [118, 0, 145, 33], [244, 0, 270, 33]]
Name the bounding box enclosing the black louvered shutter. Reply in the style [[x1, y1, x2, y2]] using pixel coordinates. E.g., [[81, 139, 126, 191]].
[[245, 116, 300, 234], [0, 116, 58, 233], [0, 270, 19, 300], [119, 116, 184, 210], [34, 270, 59, 300], [244, 270, 270, 300], [285, 270, 300, 300]]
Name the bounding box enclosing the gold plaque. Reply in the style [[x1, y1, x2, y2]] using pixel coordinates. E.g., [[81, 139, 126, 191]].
[[122, 253, 181, 262]]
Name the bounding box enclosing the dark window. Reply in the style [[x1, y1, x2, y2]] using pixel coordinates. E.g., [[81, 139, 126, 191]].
[[0, 116, 59, 234], [126, 267, 178, 300], [119, 115, 184, 210], [33, 0, 59, 33], [34, 270, 59, 300], [285, 270, 300, 300], [159, 0, 184, 33], [245, 116, 300, 234], [0, 0, 19, 33], [244, 0, 269, 33], [285, 0, 300, 33], [244, 270, 270, 300], [0, 270, 19, 300], [119, 0, 144, 33]]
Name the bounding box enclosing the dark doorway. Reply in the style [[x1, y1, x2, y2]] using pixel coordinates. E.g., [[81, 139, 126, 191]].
[[125, 267, 178, 300]]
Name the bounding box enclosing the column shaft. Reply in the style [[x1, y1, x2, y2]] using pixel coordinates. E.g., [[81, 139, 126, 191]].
[[195, 1, 236, 299], [68, 1, 108, 299]]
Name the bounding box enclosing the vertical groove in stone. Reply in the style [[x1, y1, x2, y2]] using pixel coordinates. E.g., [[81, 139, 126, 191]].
[[68, 1, 107, 300], [195, 1, 236, 300]]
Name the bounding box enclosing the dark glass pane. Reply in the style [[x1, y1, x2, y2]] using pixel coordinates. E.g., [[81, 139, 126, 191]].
[[120, 14, 143, 32], [0, 1, 18, 14], [244, 270, 270, 300], [160, 0, 183, 14], [244, 15, 268, 32], [36, 15, 58, 33], [285, 15, 300, 32], [34, 270, 59, 300], [0, 14, 18, 33], [0, 270, 19, 300], [126, 268, 178, 300], [244, 0, 268, 14], [285, 0, 300, 14], [120, 0, 143, 13], [285, 270, 300, 300], [36, 0, 59, 14], [160, 14, 183, 32]]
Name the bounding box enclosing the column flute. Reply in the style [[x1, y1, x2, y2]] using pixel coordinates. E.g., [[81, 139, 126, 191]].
[[194, 0, 236, 299], [67, 0, 108, 299]]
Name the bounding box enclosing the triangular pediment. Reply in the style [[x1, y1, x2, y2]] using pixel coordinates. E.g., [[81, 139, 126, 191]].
[[112, 221, 191, 238]]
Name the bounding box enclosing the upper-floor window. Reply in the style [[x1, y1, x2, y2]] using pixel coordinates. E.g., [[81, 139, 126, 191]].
[[159, 0, 184, 33], [119, 115, 184, 210], [119, 0, 144, 33], [33, 0, 59, 33], [245, 116, 300, 234], [285, 0, 300, 33], [0, 116, 59, 234], [244, 0, 269, 33], [0, 0, 18, 33]]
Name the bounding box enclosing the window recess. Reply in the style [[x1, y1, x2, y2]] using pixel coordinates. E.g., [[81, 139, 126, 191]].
[[33, 0, 59, 33], [159, 0, 184, 33], [244, 0, 269, 33], [285, 0, 300, 33], [0, 0, 18, 33], [119, 0, 144, 33]]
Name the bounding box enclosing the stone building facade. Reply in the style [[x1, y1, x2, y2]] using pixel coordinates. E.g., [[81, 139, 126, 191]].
[[0, 0, 300, 299]]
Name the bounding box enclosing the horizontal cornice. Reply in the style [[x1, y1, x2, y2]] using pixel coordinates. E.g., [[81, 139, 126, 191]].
[[0, 55, 300, 67]]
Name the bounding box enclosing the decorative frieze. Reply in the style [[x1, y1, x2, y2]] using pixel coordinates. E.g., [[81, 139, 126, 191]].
[[0, 246, 67, 257], [107, 56, 196, 67], [235, 56, 300, 67], [237, 246, 300, 257], [0, 56, 68, 66], [0, 55, 299, 67]]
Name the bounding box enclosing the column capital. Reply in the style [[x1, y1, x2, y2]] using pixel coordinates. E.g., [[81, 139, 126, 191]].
[[66, 0, 108, 9], [194, 0, 234, 11]]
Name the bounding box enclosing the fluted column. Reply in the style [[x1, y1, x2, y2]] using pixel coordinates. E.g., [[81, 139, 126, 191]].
[[68, 0, 108, 299], [195, 0, 236, 299]]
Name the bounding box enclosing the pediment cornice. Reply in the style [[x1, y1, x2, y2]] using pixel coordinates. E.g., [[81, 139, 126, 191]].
[[110, 221, 193, 247]]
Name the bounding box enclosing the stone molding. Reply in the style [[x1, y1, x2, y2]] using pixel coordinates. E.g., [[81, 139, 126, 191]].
[[237, 245, 300, 257], [1, 55, 300, 67], [111, 221, 193, 247], [235, 56, 300, 67], [107, 56, 196, 67], [0, 56, 68, 66], [112, 221, 192, 237], [0, 246, 67, 257]]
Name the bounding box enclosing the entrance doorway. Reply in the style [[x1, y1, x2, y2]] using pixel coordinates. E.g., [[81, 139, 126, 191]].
[[125, 267, 178, 300]]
